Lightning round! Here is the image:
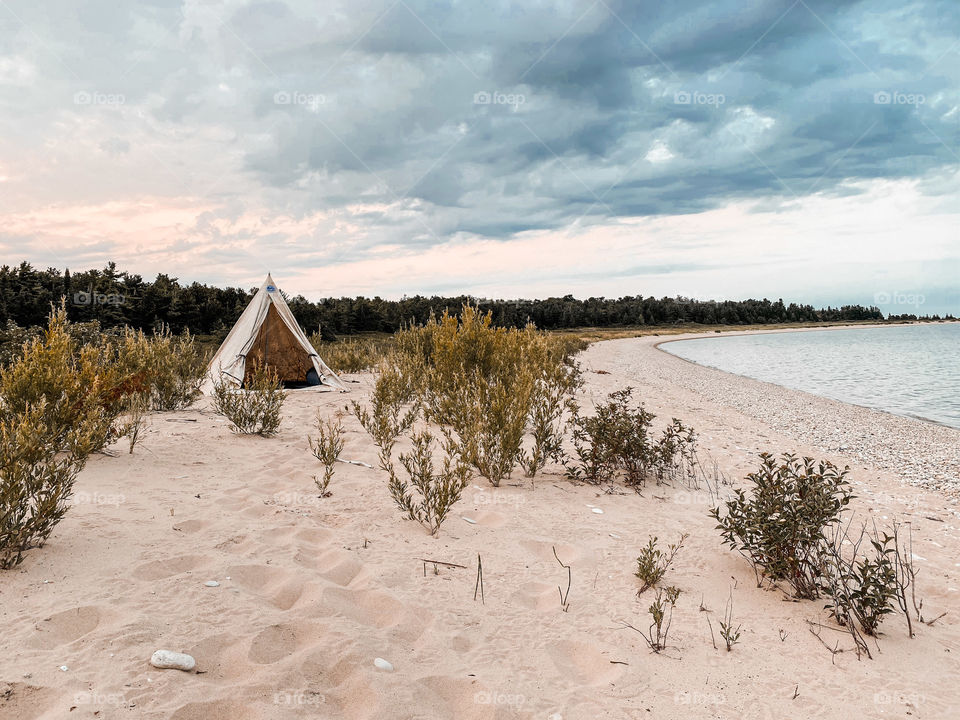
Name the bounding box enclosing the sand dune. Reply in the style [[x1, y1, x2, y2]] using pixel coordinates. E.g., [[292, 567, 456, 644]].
[[2, 335, 958, 719]]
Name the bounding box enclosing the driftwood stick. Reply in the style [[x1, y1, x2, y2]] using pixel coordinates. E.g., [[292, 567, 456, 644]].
[[474, 554, 485, 604], [553, 546, 571, 611], [418, 558, 467, 569]]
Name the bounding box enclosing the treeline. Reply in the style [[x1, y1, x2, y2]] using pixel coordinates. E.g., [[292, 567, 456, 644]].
[[0, 262, 897, 340]]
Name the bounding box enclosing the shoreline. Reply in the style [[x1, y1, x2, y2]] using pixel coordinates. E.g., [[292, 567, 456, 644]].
[[582, 333, 960, 495], [652, 324, 960, 432]]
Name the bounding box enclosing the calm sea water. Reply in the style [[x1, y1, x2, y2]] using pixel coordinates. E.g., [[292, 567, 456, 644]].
[[662, 324, 960, 429]]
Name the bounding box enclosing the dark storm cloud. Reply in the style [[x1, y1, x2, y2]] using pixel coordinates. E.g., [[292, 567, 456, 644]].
[[216, 0, 958, 238], [0, 0, 957, 251]]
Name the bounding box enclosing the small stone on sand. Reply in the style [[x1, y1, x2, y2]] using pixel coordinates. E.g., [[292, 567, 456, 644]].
[[150, 650, 196, 671]]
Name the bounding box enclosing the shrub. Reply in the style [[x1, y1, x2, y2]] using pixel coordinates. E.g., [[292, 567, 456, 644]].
[[117, 327, 206, 411], [119, 392, 149, 454], [0, 307, 133, 569], [384, 429, 470, 536], [821, 527, 898, 637], [352, 361, 419, 459], [309, 416, 344, 496], [719, 592, 742, 651], [566, 388, 696, 487], [311, 335, 393, 374], [0, 402, 93, 568], [713, 454, 908, 655], [520, 334, 580, 478], [710, 453, 852, 599], [393, 306, 580, 486], [212, 362, 286, 436], [354, 361, 468, 535], [631, 586, 681, 653], [0, 320, 40, 367], [0, 306, 128, 458], [635, 533, 688, 594], [650, 419, 697, 485]]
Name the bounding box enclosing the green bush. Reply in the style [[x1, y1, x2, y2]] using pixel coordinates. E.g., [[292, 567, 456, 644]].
[[352, 361, 419, 455], [566, 388, 696, 487], [311, 335, 393, 374], [117, 327, 206, 411], [635, 533, 688, 594], [0, 403, 92, 568], [712, 454, 908, 655], [630, 585, 681, 653], [392, 306, 580, 486], [0, 306, 134, 569], [0, 306, 128, 457], [309, 416, 344, 496], [212, 363, 286, 436], [710, 453, 852, 599], [385, 429, 470, 536], [821, 529, 898, 636]]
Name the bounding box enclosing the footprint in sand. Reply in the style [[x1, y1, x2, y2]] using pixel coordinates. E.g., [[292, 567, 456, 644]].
[[131, 555, 207, 581], [418, 675, 510, 720], [29, 606, 101, 648], [248, 624, 300, 664], [317, 586, 405, 629], [549, 639, 624, 686], [171, 519, 207, 534], [520, 540, 582, 565], [295, 548, 368, 587], [186, 632, 251, 680], [247, 620, 325, 665], [0, 683, 60, 719], [170, 700, 256, 720], [512, 581, 562, 612], [269, 580, 307, 611], [223, 564, 310, 610], [225, 564, 294, 593], [317, 587, 434, 645], [240, 503, 278, 520], [294, 527, 335, 546], [300, 646, 383, 718]]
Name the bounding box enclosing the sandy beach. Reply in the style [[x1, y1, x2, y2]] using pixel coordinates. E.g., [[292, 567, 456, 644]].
[[2, 333, 959, 720]]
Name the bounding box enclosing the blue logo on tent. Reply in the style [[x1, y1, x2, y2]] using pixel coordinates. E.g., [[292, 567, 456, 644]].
[[266, 285, 276, 292]]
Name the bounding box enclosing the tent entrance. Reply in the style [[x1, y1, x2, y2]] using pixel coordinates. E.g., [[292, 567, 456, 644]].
[[243, 304, 314, 385]]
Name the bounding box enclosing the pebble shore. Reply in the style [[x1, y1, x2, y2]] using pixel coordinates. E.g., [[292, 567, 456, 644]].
[[596, 333, 960, 493]]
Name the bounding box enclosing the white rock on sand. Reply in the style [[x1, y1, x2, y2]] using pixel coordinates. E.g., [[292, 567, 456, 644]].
[[1, 331, 959, 719], [149, 650, 196, 671]]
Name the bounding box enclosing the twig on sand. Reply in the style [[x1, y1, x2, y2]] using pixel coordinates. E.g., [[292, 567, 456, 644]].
[[336, 458, 373, 468], [807, 621, 848, 664], [705, 613, 718, 650], [419, 558, 467, 576], [553, 546, 571, 612], [474, 554, 484, 604]]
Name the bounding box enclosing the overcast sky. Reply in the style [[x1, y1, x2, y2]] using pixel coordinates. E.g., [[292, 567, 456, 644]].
[[0, 1, 957, 314]]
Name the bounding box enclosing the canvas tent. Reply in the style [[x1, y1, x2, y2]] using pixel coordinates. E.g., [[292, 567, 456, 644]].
[[203, 274, 346, 392]]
